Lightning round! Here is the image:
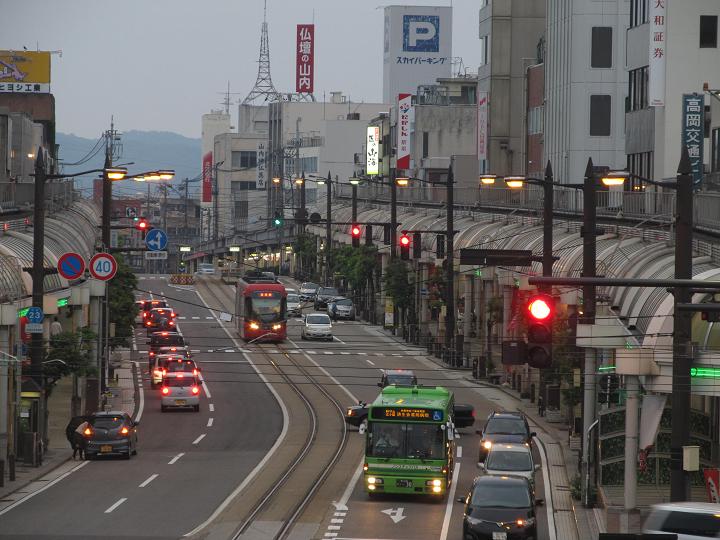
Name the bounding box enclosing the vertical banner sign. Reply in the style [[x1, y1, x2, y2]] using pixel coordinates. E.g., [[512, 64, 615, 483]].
[[477, 91, 488, 162], [682, 93, 705, 185], [648, 0, 666, 107], [366, 126, 380, 175], [396, 93, 412, 170], [202, 152, 213, 203], [256, 141, 267, 190], [296, 24, 314, 94]]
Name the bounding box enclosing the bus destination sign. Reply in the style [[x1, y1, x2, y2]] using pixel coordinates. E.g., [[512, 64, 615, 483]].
[[372, 407, 444, 422]]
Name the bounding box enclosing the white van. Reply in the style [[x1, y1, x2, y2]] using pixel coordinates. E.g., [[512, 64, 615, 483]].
[[197, 263, 215, 275], [643, 502, 720, 539]]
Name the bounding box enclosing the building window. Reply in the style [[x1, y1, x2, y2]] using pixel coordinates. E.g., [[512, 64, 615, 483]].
[[591, 27, 613, 68], [528, 106, 544, 135], [630, 0, 648, 28], [712, 128, 720, 172], [590, 95, 612, 136], [479, 35, 489, 66], [231, 151, 257, 169], [628, 66, 649, 111], [298, 156, 317, 174], [422, 132, 429, 158], [701, 16, 718, 48]]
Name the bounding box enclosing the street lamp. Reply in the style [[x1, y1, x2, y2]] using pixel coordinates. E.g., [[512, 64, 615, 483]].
[[349, 177, 361, 185], [479, 174, 497, 185], [600, 171, 629, 187], [395, 177, 410, 187], [504, 176, 526, 189]]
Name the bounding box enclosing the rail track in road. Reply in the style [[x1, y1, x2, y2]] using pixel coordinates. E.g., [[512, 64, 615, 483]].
[[199, 279, 350, 540]]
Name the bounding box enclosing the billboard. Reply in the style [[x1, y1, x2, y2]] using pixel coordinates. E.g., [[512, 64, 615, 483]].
[[0, 50, 51, 93], [383, 6, 452, 104], [682, 93, 704, 186], [256, 141, 267, 189], [296, 24, 314, 94], [648, 0, 666, 107], [396, 94, 412, 170], [477, 91, 488, 162], [202, 152, 213, 203], [366, 126, 380, 175]]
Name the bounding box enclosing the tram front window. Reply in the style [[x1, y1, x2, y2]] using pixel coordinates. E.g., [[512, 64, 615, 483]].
[[367, 423, 445, 460], [247, 291, 284, 323]]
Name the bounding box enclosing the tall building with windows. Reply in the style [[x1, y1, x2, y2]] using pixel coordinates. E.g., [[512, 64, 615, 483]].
[[544, 0, 628, 183], [625, 0, 720, 186]]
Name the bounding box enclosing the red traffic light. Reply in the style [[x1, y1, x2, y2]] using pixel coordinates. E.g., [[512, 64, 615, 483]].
[[528, 296, 552, 320], [351, 225, 361, 237], [136, 219, 148, 230], [400, 235, 410, 246]]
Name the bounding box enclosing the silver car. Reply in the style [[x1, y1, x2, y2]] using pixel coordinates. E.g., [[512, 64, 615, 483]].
[[160, 372, 201, 412], [299, 282, 320, 301], [478, 443, 539, 487], [327, 297, 356, 321], [287, 293, 302, 317], [301, 313, 333, 341], [643, 502, 720, 539]]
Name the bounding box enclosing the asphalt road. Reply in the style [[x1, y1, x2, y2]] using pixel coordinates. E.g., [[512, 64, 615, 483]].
[[0, 276, 283, 539]]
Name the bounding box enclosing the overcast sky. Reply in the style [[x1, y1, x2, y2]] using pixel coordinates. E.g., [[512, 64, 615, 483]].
[[5, 0, 481, 139]]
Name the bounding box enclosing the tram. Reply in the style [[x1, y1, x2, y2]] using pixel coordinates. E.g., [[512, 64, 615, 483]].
[[363, 385, 456, 499], [235, 275, 287, 342]]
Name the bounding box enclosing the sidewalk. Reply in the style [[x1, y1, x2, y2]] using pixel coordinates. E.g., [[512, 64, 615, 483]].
[[0, 350, 137, 511]]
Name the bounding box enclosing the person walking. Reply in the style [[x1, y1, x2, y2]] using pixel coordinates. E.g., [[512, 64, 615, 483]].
[[50, 316, 63, 337], [537, 395, 546, 418], [73, 420, 89, 460]]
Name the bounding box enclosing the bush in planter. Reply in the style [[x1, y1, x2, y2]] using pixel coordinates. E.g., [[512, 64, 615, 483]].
[[520, 391, 531, 400]]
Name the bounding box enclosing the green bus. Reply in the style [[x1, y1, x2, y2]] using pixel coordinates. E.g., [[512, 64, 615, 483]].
[[364, 385, 457, 498]]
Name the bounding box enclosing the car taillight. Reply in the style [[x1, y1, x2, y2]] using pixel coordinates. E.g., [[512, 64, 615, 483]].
[[149, 351, 155, 357], [83, 427, 92, 436], [171, 312, 177, 318], [162, 368, 167, 374], [169, 321, 175, 326], [161, 387, 170, 395], [143, 312, 148, 318], [120, 426, 129, 435], [146, 321, 152, 326], [193, 369, 198, 376], [191, 386, 200, 395]]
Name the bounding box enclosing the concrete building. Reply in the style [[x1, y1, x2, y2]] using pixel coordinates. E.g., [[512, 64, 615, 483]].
[[544, 0, 628, 183], [201, 110, 232, 159], [625, 0, 720, 185], [526, 63, 545, 178], [478, 0, 545, 177]]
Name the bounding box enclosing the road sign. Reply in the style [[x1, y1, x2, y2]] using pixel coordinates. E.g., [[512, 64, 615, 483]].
[[125, 207, 138, 218], [26, 307, 44, 324], [57, 252, 86, 280], [144, 251, 168, 260], [89, 253, 118, 281], [459, 248, 533, 267], [381, 507, 406, 524], [26, 323, 43, 334], [145, 228, 168, 251]]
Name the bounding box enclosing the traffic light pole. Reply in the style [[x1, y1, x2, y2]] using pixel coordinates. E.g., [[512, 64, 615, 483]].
[[542, 162, 554, 293], [390, 168, 397, 259], [445, 165, 456, 366], [325, 172, 332, 285]]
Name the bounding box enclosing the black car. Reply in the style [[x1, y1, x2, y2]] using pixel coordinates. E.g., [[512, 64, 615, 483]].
[[314, 286, 340, 309], [378, 369, 418, 388], [458, 475, 541, 540], [84, 411, 138, 460], [478, 411, 535, 462]]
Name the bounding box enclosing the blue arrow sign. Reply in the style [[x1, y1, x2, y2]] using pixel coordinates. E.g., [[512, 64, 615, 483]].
[[145, 228, 168, 251], [26, 306, 44, 324]]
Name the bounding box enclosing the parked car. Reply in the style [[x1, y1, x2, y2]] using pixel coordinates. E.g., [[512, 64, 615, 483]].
[[160, 372, 201, 412], [327, 297, 356, 320], [299, 282, 320, 301], [197, 263, 215, 275], [479, 443, 540, 489], [478, 411, 535, 462], [314, 287, 340, 310], [287, 293, 302, 317], [301, 313, 333, 341], [458, 475, 541, 540], [83, 411, 138, 460], [643, 502, 720, 539]]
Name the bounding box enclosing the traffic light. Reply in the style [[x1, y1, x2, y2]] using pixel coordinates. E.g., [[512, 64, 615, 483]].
[[351, 224, 362, 248], [436, 234, 445, 259], [365, 224, 373, 246], [412, 232, 422, 259], [135, 217, 149, 238], [399, 234, 410, 260], [525, 294, 553, 369], [272, 212, 284, 227]]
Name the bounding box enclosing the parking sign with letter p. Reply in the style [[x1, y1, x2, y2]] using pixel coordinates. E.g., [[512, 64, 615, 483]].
[[403, 15, 439, 52]]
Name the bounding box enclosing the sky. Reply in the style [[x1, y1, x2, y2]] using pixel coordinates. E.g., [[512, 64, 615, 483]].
[[5, 0, 482, 139]]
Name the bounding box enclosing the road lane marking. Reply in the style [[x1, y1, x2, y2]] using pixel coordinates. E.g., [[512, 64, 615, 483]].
[[139, 474, 158, 488], [104, 498, 127, 513], [332, 461, 363, 513], [193, 434, 206, 445], [331, 519, 344, 524], [439, 460, 461, 540], [132, 361, 144, 423], [199, 372, 211, 398], [0, 461, 89, 516], [168, 452, 185, 464], [366, 359, 375, 365], [192, 316, 200, 319], [457, 446, 462, 458], [327, 525, 341, 530], [333, 512, 347, 517], [333, 335, 346, 344], [324, 351, 333, 355], [185, 288, 290, 538], [535, 436, 558, 540], [207, 417, 214, 427], [340, 352, 350, 355], [209, 403, 214, 412]]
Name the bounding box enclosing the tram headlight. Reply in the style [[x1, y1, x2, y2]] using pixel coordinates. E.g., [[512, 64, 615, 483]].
[[272, 323, 282, 330], [426, 479, 443, 488], [367, 477, 383, 485], [249, 321, 260, 330]]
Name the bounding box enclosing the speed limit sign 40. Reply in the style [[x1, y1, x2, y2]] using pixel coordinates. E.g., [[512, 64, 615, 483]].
[[89, 252, 118, 281]]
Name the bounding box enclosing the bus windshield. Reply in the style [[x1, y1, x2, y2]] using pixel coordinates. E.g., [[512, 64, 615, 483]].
[[249, 291, 283, 322], [367, 422, 445, 460]]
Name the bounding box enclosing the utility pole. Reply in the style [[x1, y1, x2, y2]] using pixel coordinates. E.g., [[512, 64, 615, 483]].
[[581, 157, 598, 505], [300, 171, 306, 233], [325, 171, 332, 285], [671, 146, 694, 501], [213, 162, 220, 243], [351, 183, 358, 223], [183, 178, 189, 242], [390, 168, 397, 258], [445, 164, 455, 366]]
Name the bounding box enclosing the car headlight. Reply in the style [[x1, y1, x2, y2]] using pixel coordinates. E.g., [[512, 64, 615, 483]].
[[483, 440, 493, 450], [515, 517, 535, 527], [347, 409, 355, 416]]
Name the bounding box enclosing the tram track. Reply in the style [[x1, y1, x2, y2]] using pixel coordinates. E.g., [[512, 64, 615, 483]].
[[197, 278, 350, 540]]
